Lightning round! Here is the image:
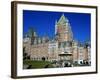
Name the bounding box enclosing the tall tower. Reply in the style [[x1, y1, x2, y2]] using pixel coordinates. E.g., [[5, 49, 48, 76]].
[[28, 27, 37, 45], [55, 14, 73, 42]]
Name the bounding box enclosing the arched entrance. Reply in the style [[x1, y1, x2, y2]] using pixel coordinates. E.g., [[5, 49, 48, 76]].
[[42, 57, 46, 61]]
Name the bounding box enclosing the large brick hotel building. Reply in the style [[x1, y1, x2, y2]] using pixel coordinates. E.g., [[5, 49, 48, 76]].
[[23, 14, 91, 66]]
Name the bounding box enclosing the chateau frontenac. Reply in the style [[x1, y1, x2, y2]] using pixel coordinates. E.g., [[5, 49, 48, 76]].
[[23, 14, 91, 66]]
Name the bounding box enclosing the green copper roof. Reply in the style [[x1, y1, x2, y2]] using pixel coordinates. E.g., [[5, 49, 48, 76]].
[[57, 14, 68, 25]]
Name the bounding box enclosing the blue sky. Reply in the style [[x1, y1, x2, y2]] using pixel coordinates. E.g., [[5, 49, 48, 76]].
[[23, 10, 91, 42]]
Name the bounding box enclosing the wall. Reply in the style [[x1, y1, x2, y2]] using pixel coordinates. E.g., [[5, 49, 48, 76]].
[[0, 0, 100, 80]]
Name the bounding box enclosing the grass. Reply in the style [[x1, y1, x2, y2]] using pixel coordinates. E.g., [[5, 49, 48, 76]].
[[23, 60, 54, 69]]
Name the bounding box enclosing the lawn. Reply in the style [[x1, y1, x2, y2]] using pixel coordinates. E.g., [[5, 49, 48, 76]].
[[23, 60, 54, 69]]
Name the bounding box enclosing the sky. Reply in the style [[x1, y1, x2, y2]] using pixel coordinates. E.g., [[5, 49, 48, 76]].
[[23, 10, 91, 42]]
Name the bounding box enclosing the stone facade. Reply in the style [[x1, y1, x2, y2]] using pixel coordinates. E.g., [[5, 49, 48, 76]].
[[23, 14, 91, 65]]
